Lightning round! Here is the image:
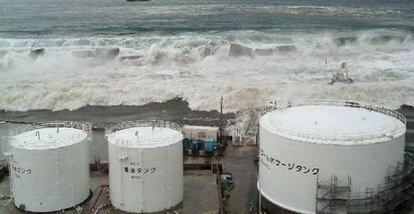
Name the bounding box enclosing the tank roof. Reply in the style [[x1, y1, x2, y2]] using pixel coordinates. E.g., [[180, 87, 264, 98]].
[[11, 127, 88, 150], [260, 104, 406, 145], [107, 126, 183, 148]]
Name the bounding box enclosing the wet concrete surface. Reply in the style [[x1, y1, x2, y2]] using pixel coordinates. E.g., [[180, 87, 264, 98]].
[[0, 98, 234, 129], [183, 171, 220, 214], [223, 144, 258, 214], [0, 170, 220, 214]]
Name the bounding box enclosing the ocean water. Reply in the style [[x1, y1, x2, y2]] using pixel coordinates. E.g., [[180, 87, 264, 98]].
[[0, 0, 414, 112]]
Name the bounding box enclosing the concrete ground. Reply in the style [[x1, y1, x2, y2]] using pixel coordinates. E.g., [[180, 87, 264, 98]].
[[0, 176, 15, 214], [223, 144, 258, 214], [183, 171, 219, 214], [0, 170, 220, 214]]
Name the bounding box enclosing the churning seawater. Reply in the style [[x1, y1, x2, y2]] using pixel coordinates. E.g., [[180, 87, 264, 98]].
[[0, 0, 414, 112]]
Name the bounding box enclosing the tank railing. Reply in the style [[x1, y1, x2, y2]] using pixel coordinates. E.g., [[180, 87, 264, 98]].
[[7, 121, 92, 147], [39, 121, 92, 134], [8, 121, 92, 136], [18, 132, 88, 149], [105, 120, 181, 137], [260, 100, 406, 142], [261, 99, 406, 125]]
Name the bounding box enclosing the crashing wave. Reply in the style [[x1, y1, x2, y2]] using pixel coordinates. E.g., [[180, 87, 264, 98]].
[[0, 29, 413, 112]]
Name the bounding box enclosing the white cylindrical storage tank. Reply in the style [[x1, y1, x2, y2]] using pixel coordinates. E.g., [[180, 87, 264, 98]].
[[6, 121, 91, 212], [258, 101, 407, 214], [106, 120, 183, 213]]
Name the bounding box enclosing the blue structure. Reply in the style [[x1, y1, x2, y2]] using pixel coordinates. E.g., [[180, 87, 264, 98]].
[[182, 138, 219, 155], [192, 140, 200, 152], [204, 139, 218, 153], [183, 138, 190, 150]]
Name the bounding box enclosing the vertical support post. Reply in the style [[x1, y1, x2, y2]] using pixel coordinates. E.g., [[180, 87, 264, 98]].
[[8, 154, 14, 199], [220, 96, 223, 144]]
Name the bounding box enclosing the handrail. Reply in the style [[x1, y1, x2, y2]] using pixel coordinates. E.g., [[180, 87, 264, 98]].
[[5, 121, 92, 153], [105, 120, 181, 136], [9, 121, 92, 136], [261, 99, 406, 125], [105, 120, 182, 147], [260, 100, 407, 142]]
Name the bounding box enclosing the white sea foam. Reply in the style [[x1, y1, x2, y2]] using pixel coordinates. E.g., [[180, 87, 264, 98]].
[[0, 30, 413, 112]]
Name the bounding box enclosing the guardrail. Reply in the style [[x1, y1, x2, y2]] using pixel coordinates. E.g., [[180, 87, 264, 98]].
[[260, 100, 407, 142], [8, 120, 92, 137], [105, 120, 182, 147], [3, 121, 92, 154], [105, 120, 181, 136], [261, 99, 406, 125]]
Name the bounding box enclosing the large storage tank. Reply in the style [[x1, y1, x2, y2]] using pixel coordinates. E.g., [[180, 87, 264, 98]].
[[258, 100, 407, 214], [106, 120, 183, 213], [5, 121, 91, 212]]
